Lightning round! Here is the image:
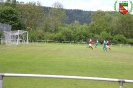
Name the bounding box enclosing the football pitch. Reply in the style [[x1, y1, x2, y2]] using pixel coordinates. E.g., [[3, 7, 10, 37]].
[[0, 43, 133, 88]]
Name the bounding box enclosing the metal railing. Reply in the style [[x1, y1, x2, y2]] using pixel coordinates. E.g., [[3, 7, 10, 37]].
[[0, 73, 133, 88]]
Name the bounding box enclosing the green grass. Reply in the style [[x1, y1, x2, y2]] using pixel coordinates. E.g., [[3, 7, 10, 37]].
[[0, 43, 133, 88]]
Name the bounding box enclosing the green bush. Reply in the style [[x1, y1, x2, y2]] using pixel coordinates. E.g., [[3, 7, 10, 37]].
[[127, 38, 133, 44], [43, 32, 55, 40], [47, 33, 56, 40], [29, 30, 38, 42], [37, 30, 44, 40], [112, 34, 127, 44], [55, 27, 72, 42], [43, 32, 50, 40], [55, 32, 64, 42], [99, 31, 112, 43]]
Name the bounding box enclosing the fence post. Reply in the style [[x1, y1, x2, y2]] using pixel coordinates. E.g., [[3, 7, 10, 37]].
[[119, 80, 125, 88], [0, 75, 3, 88]]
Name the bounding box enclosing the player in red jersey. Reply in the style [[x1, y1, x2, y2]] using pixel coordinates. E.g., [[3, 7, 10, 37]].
[[106, 40, 111, 50], [89, 38, 93, 49]]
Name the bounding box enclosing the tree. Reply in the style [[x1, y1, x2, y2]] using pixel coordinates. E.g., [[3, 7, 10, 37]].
[[4, 0, 17, 8], [90, 10, 107, 34], [68, 20, 81, 42], [104, 12, 114, 33], [116, 15, 133, 38], [52, 1, 63, 8], [81, 23, 90, 40], [48, 1, 66, 32], [68, 21, 90, 42], [16, 1, 44, 30], [0, 0, 4, 10], [110, 16, 119, 36], [0, 6, 21, 30]]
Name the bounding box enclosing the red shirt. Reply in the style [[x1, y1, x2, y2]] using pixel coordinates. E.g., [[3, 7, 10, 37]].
[[89, 39, 92, 44], [106, 41, 110, 45]]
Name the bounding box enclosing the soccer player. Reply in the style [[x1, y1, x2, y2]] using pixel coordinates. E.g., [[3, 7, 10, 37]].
[[95, 40, 98, 48], [106, 40, 111, 50], [103, 40, 107, 51], [89, 38, 93, 49]]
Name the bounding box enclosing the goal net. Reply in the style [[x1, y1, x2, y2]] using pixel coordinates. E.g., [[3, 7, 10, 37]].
[[0, 22, 28, 45]]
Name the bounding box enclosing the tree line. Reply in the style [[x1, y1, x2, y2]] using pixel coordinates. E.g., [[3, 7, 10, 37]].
[[0, 0, 133, 44], [43, 7, 92, 24]]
